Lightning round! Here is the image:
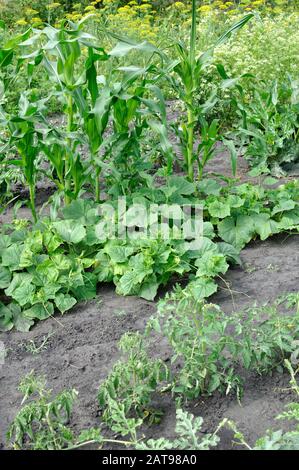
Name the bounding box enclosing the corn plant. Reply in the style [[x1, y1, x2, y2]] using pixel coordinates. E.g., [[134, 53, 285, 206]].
[[18, 19, 110, 204], [0, 92, 47, 221], [0, 26, 37, 216], [166, 1, 253, 182]]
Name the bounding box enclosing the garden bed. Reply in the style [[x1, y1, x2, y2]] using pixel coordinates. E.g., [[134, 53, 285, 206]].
[[0, 206, 298, 449], [1, 5, 299, 451]]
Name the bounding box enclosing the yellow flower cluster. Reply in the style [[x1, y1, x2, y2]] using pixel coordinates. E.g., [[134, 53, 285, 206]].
[[13, 1, 62, 27], [47, 2, 61, 9], [196, 0, 295, 15], [56, 0, 158, 41], [12, 0, 299, 34], [16, 7, 42, 27]]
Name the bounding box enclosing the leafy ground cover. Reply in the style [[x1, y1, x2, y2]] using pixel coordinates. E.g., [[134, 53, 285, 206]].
[[0, 178, 297, 331]]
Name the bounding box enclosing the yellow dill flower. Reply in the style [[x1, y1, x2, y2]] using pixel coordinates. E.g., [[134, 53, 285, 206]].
[[16, 18, 28, 26], [71, 13, 82, 20], [227, 8, 238, 15], [137, 4, 151, 10], [173, 2, 185, 10], [47, 2, 61, 9], [85, 6, 96, 11], [25, 8, 39, 16], [198, 5, 212, 13], [31, 17, 43, 24]]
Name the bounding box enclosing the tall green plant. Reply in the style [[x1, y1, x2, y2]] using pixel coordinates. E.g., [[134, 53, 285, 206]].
[[20, 19, 109, 204], [168, 3, 253, 182], [0, 93, 47, 221]]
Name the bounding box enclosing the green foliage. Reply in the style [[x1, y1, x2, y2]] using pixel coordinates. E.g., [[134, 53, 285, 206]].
[[1, 177, 298, 331], [136, 409, 220, 450], [230, 77, 299, 175], [149, 294, 243, 399], [213, 13, 299, 89], [7, 371, 129, 450], [0, 20, 176, 206], [203, 180, 299, 250], [7, 371, 79, 450], [147, 292, 299, 399], [232, 302, 299, 374], [0, 208, 98, 332], [98, 332, 168, 439], [0, 92, 49, 221], [7, 369, 223, 451]]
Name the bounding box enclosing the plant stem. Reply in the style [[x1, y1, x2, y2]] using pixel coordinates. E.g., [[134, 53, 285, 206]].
[[65, 437, 136, 450], [186, 106, 195, 182], [29, 184, 37, 223], [65, 93, 73, 205], [198, 164, 203, 181], [190, 0, 197, 67], [185, 0, 197, 182], [95, 166, 101, 203]]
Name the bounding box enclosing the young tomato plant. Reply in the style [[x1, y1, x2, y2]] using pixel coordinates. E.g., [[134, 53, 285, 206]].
[[7, 371, 137, 450], [149, 295, 242, 399], [147, 291, 299, 400], [8, 371, 223, 451], [7, 371, 79, 450], [98, 331, 169, 438]]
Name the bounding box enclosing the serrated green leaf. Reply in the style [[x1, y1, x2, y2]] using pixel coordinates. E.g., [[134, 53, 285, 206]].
[[0, 266, 11, 289], [218, 215, 254, 249], [55, 294, 77, 314], [23, 302, 54, 320], [53, 220, 86, 244], [208, 200, 231, 218]]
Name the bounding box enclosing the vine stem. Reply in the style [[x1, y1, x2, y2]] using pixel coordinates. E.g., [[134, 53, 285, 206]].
[[64, 437, 136, 451]]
